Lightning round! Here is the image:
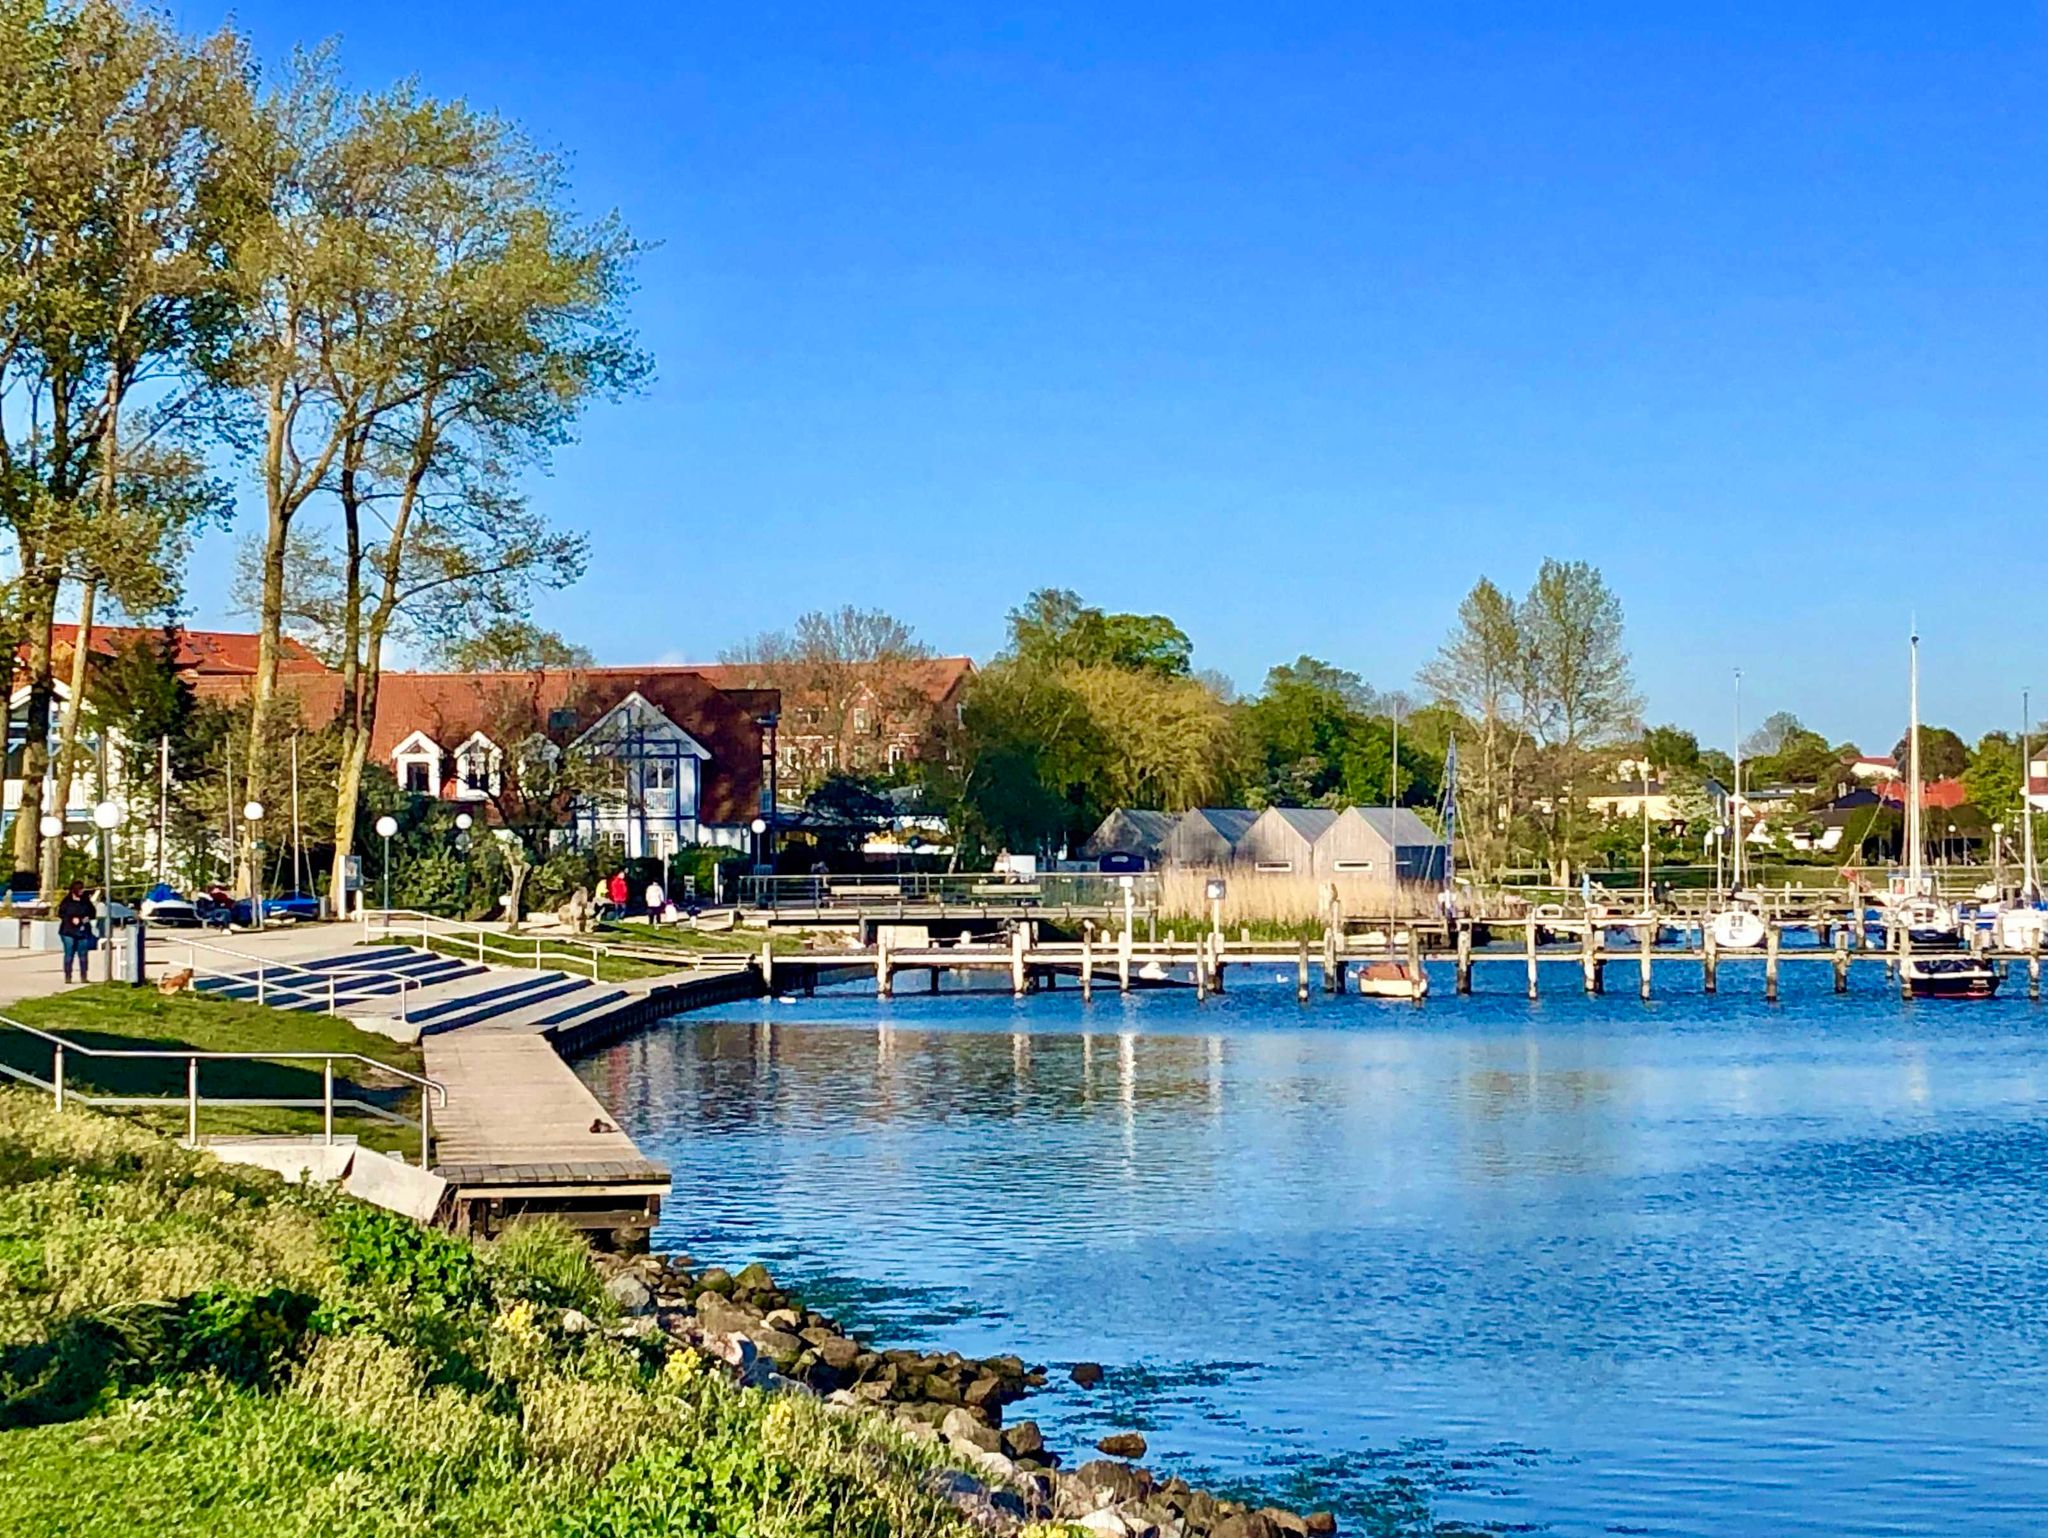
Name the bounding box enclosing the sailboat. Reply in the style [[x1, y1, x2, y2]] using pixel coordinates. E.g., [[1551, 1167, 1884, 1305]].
[[1358, 735, 1431, 1000], [1710, 671, 1767, 951], [1996, 691, 2045, 952], [1896, 632, 1998, 998]]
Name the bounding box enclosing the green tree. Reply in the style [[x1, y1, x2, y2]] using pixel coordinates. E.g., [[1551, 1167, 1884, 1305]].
[[438, 620, 594, 673], [1963, 730, 2023, 815], [1419, 577, 1530, 879], [308, 85, 640, 917], [1893, 724, 1970, 782], [0, 0, 252, 882], [1519, 558, 1641, 882]]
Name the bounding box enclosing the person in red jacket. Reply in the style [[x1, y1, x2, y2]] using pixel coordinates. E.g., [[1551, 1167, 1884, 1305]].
[[605, 870, 629, 916]]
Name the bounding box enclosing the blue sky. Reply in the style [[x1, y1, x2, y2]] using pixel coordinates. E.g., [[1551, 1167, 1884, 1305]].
[[172, 3, 2048, 750]]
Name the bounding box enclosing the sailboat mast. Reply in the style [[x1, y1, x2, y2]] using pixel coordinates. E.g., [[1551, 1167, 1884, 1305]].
[[2024, 688, 2038, 900], [1907, 631, 1924, 892], [1731, 669, 1744, 892]]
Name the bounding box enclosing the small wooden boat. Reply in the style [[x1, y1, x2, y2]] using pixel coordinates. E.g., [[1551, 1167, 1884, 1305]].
[[1356, 960, 1428, 1000], [1902, 955, 2001, 999]]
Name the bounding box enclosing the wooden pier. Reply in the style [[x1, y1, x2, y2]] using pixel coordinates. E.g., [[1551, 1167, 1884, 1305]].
[[763, 914, 2047, 1004]]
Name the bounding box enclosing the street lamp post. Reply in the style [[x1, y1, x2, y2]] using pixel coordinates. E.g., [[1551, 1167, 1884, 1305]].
[[749, 817, 768, 907], [242, 802, 265, 930], [38, 813, 64, 888], [454, 812, 473, 919], [91, 801, 121, 982], [375, 815, 399, 914]]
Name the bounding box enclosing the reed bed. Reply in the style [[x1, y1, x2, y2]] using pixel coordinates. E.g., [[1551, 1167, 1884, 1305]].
[[1153, 867, 1441, 929]]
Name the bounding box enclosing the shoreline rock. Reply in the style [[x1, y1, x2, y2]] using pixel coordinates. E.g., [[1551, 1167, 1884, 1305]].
[[592, 1249, 1334, 1537]]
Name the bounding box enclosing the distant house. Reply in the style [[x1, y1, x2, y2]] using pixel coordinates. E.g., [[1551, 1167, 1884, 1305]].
[[1847, 755, 1898, 781], [1873, 777, 1969, 812], [1158, 808, 1259, 867], [1587, 776, 1724, 828], [1587, 779, 1683, 822], [197, 665, 775, 858], [1236, 806, 1447, 886], [1078, 809, 1179, 866], [688, 656, 974, 786]]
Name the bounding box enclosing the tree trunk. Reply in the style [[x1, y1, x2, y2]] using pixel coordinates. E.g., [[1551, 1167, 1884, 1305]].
[[42, 578, 97, 896], [505, 850, 528, 932], [10, 567, 61, 881], [326, 443, 368, 917]]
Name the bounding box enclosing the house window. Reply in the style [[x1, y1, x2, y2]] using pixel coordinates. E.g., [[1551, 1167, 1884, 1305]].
[[1333, 859, 1374, 872], [402, 760, 433, 795], [455, 737, 500, 798], [853, 708, 870, 733], [887, 743, 907, 768], [644, 758, 677, 793], [1254, 861, 1293, 873]]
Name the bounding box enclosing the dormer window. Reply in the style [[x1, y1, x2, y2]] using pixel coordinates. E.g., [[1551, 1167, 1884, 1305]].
[[453, 732, 502, 799], [391, 731, 444, 798]]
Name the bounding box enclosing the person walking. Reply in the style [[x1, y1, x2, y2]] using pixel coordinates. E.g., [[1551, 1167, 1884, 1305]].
[[57, 881, 96, 984]]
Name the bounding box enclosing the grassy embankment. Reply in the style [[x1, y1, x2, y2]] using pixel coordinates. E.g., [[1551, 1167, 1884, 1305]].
[[0, 987, 424, 1156], [0, 1090, 987, 1538]]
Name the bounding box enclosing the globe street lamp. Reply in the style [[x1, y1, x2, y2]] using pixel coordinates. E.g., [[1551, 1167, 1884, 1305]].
[[454, 813, 474, 917], [374, 814, 399, 914], [243, 802, 266, 931], [92, 801, 121, 981], [749, 817, 768, 907]]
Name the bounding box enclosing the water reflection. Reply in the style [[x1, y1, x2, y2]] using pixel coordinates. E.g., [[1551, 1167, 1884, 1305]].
[[578, 971, 2048, 1537]]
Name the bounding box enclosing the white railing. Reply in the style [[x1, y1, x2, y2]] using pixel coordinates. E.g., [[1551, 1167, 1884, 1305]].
[[361, 909, 603, 979], [0, 1013, 446, 1167], [359, 908, 756, 978], [167, 935, 426, 1021]]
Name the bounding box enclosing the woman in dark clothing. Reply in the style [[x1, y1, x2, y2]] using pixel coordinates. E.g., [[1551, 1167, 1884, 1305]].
[[57, 881, 95, 984]]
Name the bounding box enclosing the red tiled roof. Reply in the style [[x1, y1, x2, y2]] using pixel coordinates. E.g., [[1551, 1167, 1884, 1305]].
[[686, 656, 975, 709], [1873, 777, 1970, 810], [44, 624, 330, 678], [197, 665, 772, 827]]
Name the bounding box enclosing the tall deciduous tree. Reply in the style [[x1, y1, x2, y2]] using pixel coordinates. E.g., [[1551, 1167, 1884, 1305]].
[[1518, 559, 1640, 882], [1419, 576, 1530, 880], [0, 0, 250, 882], [308, 88, 639, 917], [720, 607, 934, 789]]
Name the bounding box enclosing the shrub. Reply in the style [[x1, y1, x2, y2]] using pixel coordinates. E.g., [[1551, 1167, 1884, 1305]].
[[487, 1220, 608, 1317]]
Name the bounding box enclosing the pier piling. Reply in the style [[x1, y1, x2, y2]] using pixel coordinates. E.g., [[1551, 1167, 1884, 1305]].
[[1455, 921, 1473, 995], [1525, 916, 1539, 1000], [1638, 920, 1653, 1000], [1833, 929, 1850, 993], [1703, 928, 1718, 994], [1765, 925, 1781, 1003]]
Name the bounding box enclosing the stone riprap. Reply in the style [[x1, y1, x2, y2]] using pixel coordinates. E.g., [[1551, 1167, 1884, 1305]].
[[590, 1250, 1335, 1538]]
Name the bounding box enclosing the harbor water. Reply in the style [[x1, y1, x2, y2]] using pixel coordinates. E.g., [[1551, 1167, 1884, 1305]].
[[575, 963, 2048, 1535]]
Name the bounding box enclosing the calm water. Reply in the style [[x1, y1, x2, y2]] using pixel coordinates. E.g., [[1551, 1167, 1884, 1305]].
[[575, 962, 2048, 1536]]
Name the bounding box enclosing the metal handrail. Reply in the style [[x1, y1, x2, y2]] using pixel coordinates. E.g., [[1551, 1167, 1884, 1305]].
[[0, 1013, 445, 1167], [366, 911, 604, 980], [167, 935, 424, 1020]]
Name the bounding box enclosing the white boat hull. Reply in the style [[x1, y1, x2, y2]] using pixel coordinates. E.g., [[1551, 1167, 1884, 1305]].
[[1710, 910, 1767, 950], [1356, 963, 1428, 1000]]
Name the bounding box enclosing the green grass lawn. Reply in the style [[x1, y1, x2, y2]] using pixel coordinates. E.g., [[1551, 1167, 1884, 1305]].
[[0, 986, 425, 1155], [0, 1092, 976, 1538], [592, 921, 808, 957]]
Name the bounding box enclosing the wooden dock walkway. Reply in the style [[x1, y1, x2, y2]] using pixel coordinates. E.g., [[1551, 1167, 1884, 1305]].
[[416, 963, 782, 1241], [762, 914, 2047, 1005]]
